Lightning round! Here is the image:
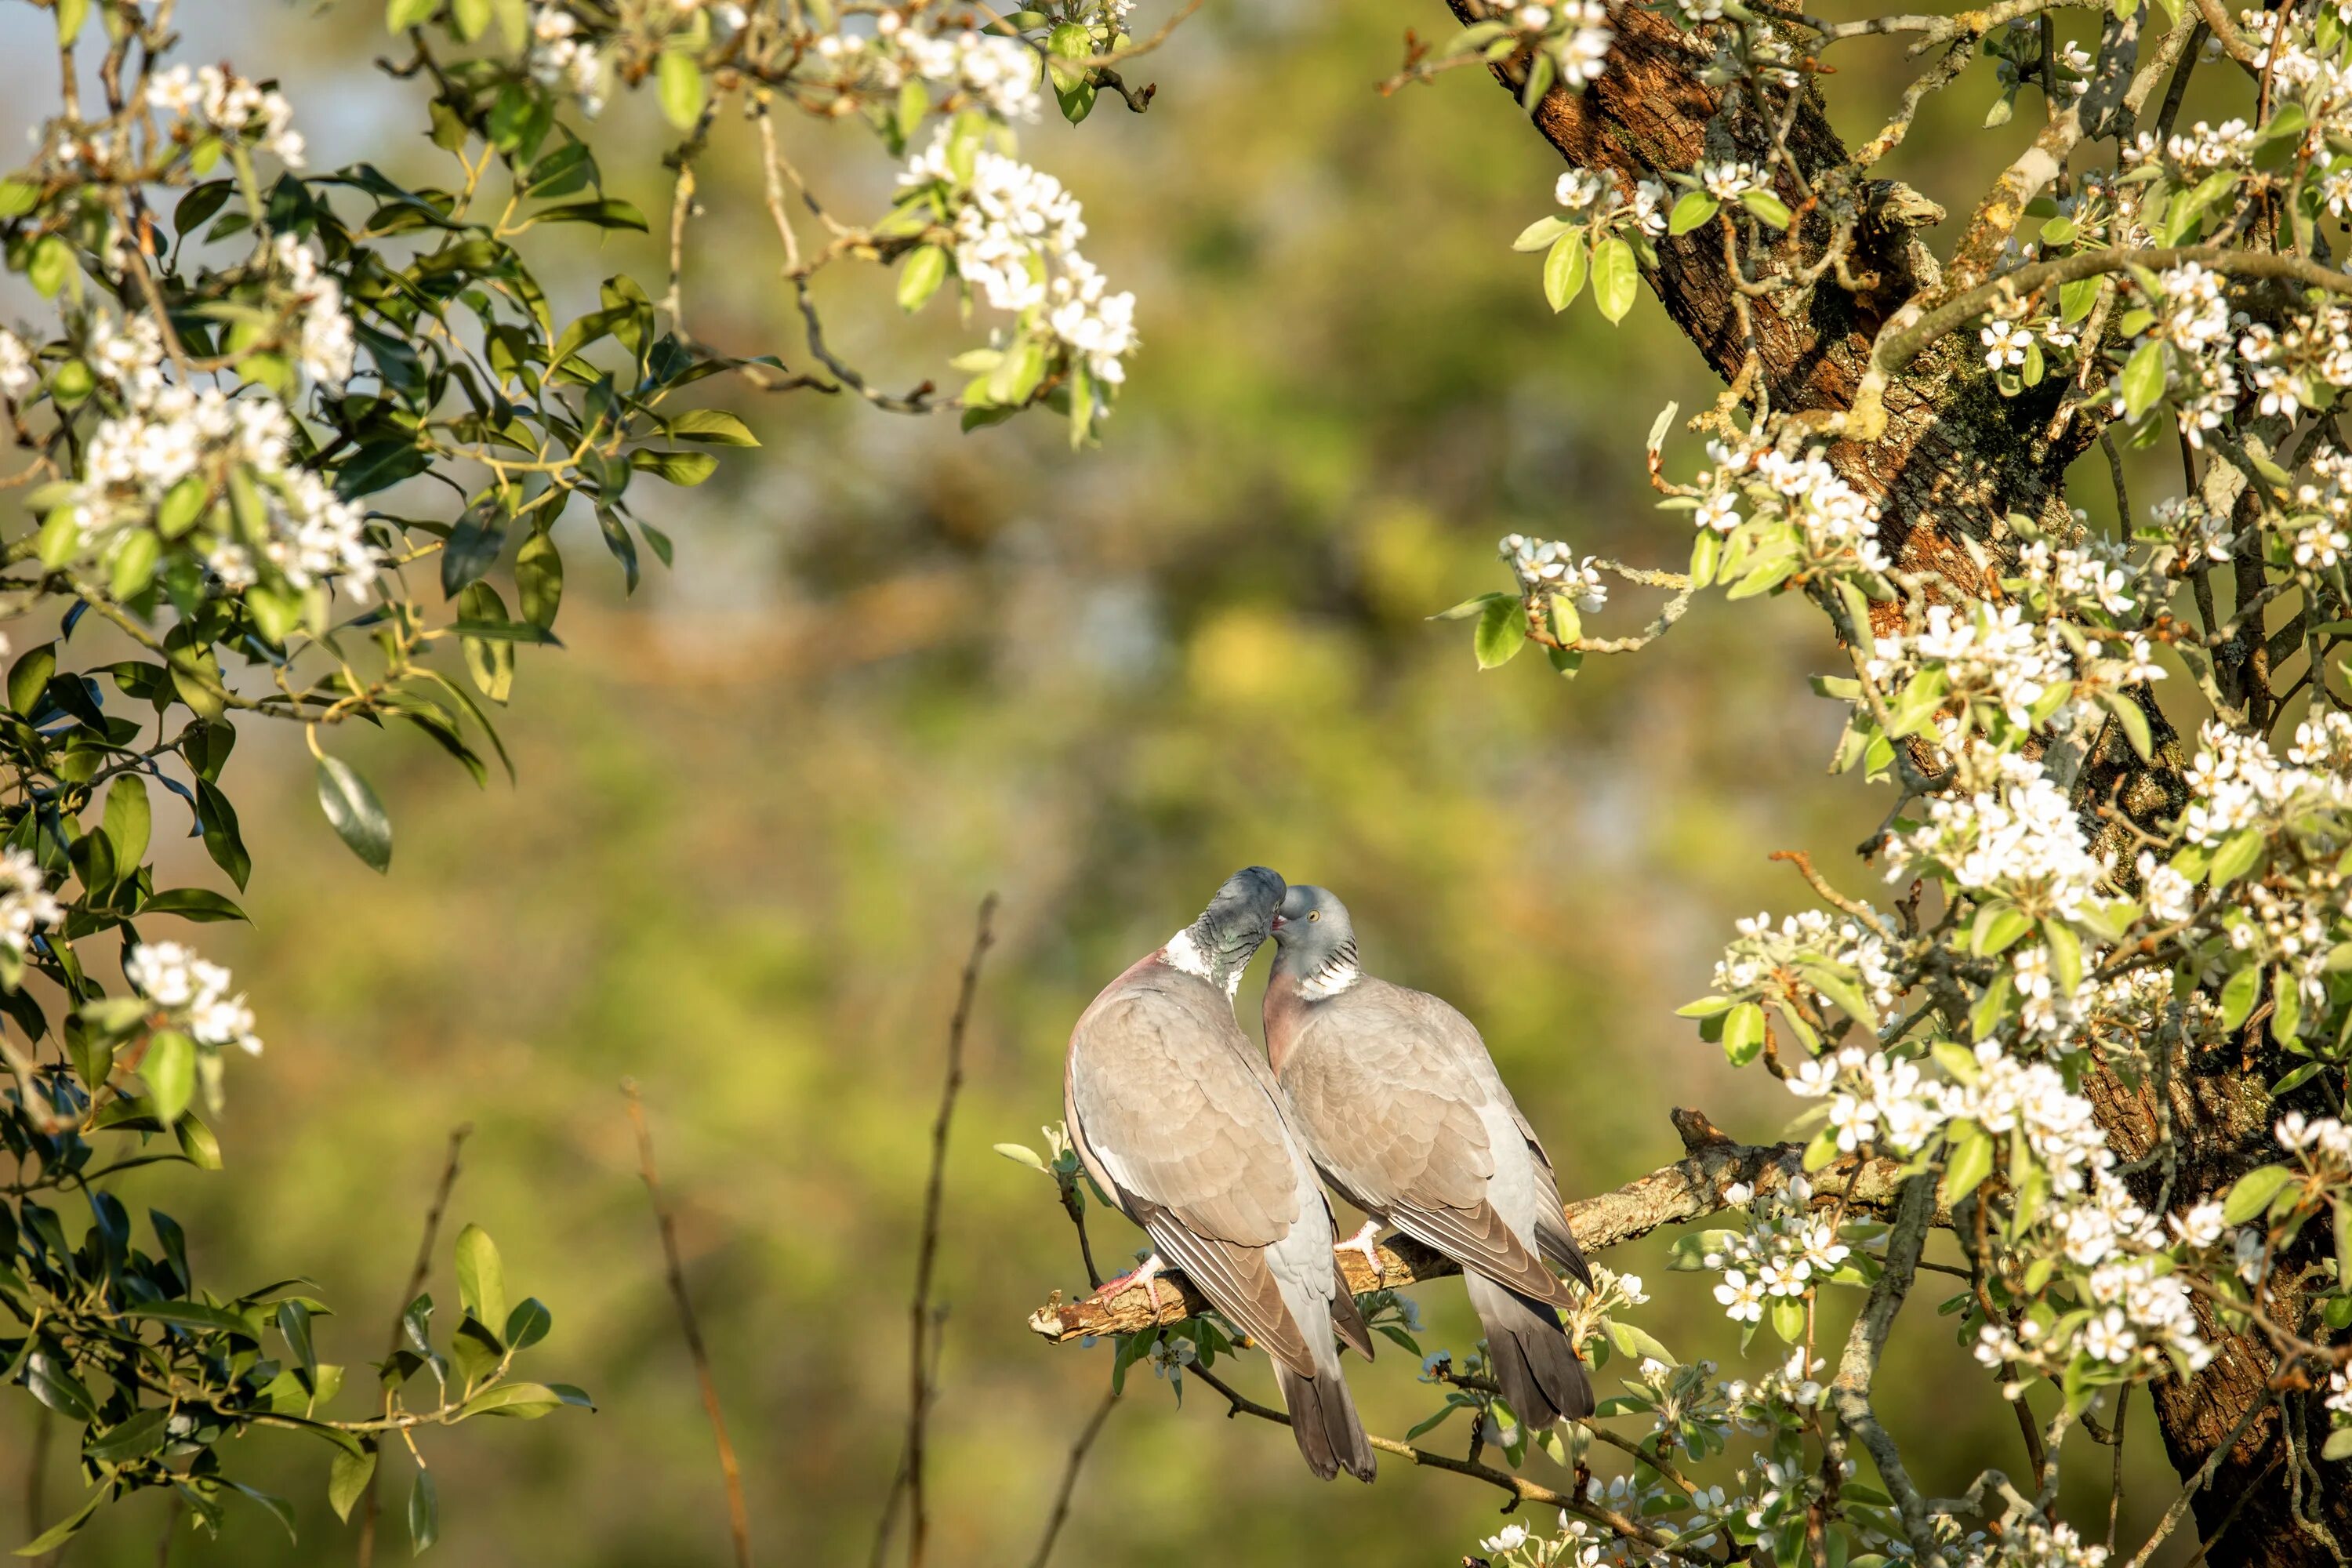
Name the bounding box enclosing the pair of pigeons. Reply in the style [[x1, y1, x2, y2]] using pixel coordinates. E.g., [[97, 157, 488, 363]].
[[1062, 867, 1593, 1482]]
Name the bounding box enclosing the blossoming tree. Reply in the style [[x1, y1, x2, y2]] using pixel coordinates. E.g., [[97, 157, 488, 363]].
[[1019, 2, 2352, 1567], [0, 0, 1141, 1554]]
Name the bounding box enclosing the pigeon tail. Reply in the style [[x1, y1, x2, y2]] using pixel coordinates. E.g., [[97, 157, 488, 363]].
[[1465, 1270, 1593, 1428], [1274, 1359, 1377, 1483], [1330, 1272, 1376, 1362]]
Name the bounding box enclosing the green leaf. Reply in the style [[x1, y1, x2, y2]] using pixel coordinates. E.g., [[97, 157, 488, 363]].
[[1740, 190, 1793, 229], [387, 0, 437, 31], [1473, 597, 1526, 669], [1591, 238, 1638, 325], [26, 236, 72, 300], [1769, 1297, 1806, 1343], [630, 449, 718, 487], [1969, 902, 2031, 957], [140, 887, 246, 923], [515, 532, 564, 630], [316, 756, 393, 873], [1542, 234, 1588, 313], [1429, 592, 1509, 622], [279, 1298, 318, 1381], [898, 244, 950, 314], [102, 776, 150, 882], [7, 644, 54, 718], [329, 1443, 378, 1523], [533, 199, 649, 233], [993, 1141, 1047, 1171], [1943, 1120, 1994, 1203], [2209, 827, 2266, 887], [2102, 691, 2154, 761], [455, 1224, 508, 1334], [85, 1407, 170, 1464], [13, 1492, 100, 1557], [503, 1297, 552, 1352], [2121, 339, 2166, 419], [658, 53, 706, 131], [457, 1381, 568, 1419], [1511, 216, 1576, 252], [2220, 964, 2261, 1032], [1667, 191, 1719, 235], [2042, 920, 2083, 997], [1721, 1001, 1766, 1065], [2325, 1428, 2352, 1463], [2223, 1163, 2296, 1226], [23, 1352, 94, 1421], [146, 1029, 196, 1126], [2059, 276, 2101, 323], [408, 1469, 438, 1556], [667, 409, 760, 447]]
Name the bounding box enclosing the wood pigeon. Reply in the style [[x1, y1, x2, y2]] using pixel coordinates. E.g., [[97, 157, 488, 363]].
[[1063, 866, 1377, 1481], [1263, 884, 1595, 1428]]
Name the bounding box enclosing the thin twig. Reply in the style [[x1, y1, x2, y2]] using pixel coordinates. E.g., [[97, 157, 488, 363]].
[[1025, 1392, 1118, 1568], [356, 1124, 472, 1568], [875, 895, 1000, 1568], [626, 1084, 753, 1568], [2124, 1391, 2275, 1568]]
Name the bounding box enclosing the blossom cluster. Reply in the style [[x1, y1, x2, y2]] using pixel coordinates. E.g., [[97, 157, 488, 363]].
[[1686, 437, 1889, 575], [144, 63, 306, 165], [1554, 168, 1669, 238], [63, 310, 387, 600], [813, 8, 1044, 122], [527, 6, 608, 115], [1697, 1177, 1853, 1323], [1515, 0, 1614, 91], [0, 849, 60, 971], [902, 127, 1138, 388], [1501, 534, 1609, 613], [1710, 906, 1901, 1028], [1885, 741, 2111, 926], [124, 942, 262, 1058]]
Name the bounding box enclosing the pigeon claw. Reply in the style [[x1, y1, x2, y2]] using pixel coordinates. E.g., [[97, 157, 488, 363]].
[[1334, 1218, 1385, 1283], [1091, 1254, 1170, 1318]]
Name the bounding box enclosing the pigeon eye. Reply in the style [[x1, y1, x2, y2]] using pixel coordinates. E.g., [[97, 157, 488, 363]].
[[1307, 911, 1320, 921]]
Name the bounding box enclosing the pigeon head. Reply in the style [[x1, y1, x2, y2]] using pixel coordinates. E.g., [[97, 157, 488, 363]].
[[1164, 866, 1285, 995], [1269, 885, 1360, 996]]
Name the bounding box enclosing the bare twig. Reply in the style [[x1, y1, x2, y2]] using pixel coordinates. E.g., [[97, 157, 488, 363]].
[[1025, 1392, 1119, 1568], [1185, 1364, 1715, 1564], [876, 895, 1000, 1568], [626, 1085, 753, 1568], [356, 1124, 472, 1568], [2123, 1390, 2276, 1568]]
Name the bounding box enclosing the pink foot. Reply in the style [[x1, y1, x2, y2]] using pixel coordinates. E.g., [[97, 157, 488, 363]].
[[1091, 1254, 1169, 1316], [1334, 1219, 1385, 1282]]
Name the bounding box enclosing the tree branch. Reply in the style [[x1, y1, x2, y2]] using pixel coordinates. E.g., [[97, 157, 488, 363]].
[[1027, 1107, 1933, 1342]]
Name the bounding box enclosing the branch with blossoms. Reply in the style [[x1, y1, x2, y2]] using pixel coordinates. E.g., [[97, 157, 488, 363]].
[[1011, 0, 2352, 1561], [1019, 1105, 1930, 1343], [0, 0, 1193, 1555]]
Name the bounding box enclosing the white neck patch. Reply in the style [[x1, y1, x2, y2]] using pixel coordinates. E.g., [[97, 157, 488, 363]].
[[1163, 928, 1243, 998], [1298, 960, 1360, 1000]]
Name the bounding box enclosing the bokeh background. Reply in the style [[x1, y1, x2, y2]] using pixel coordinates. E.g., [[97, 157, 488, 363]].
[[0, 1, 2227, 1563]]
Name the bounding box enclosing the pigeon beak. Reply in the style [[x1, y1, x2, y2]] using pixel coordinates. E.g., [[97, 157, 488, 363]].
[[1269, 914, 1288, 932]]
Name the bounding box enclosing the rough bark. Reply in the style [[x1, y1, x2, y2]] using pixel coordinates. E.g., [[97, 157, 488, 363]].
[[1443, 5, 2342, 1562]]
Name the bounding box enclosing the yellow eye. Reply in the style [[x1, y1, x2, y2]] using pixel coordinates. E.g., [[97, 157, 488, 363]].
[[1307, 910, 1320, 921]]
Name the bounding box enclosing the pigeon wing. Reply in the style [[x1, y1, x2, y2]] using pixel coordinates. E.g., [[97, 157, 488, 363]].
[[1068, 971, 1317, 1371], [1281, 985, 1577, 1310]]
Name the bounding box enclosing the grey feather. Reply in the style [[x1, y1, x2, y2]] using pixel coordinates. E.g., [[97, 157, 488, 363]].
[[1064, 871, 1372, 1479], [1266, 885, 1593, 1420]]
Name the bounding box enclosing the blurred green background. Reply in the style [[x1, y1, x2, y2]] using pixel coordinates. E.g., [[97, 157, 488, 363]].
[[0, 1, 2219, 1562]]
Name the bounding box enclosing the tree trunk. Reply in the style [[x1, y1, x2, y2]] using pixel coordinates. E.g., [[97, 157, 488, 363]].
[[1442, 5, 2347, 1560]]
